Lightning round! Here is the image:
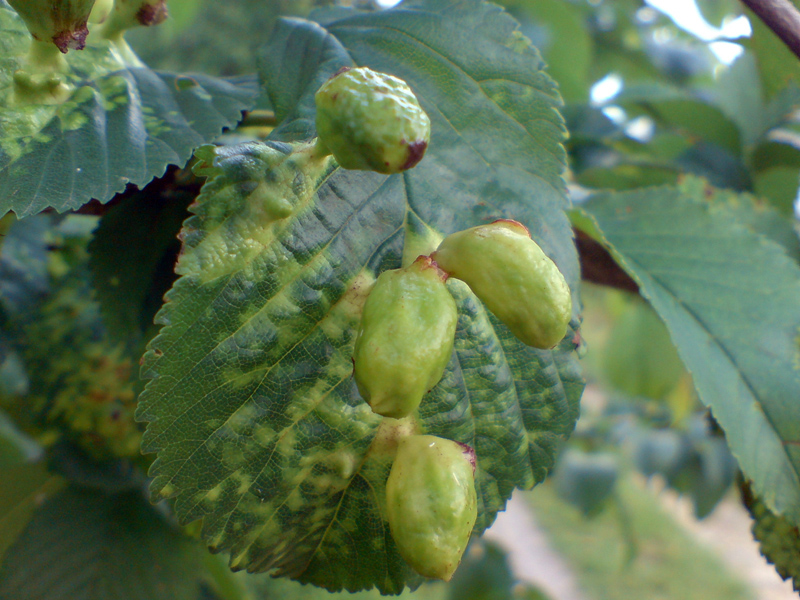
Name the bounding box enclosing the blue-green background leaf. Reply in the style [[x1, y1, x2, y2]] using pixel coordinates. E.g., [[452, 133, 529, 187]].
[[580, 183, 800, 526]]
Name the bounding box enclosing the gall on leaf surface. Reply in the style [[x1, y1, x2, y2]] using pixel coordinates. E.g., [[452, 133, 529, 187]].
[[0, 1, 257, 217], [136, 1, 583, 593]]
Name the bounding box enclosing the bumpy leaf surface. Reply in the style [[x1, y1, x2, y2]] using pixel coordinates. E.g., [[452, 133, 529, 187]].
[[580, 184, 800, 526], [137, 1, 582, 593], [745, 486, 800, 591], [0, 1, 257, 217]]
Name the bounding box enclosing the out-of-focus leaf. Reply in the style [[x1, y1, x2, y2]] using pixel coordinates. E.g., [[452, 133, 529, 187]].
[[753, 167, 800, 217], [576, 163, 679, 191], [674, 141, 750, 190], [447, 540, 552, 600], [602, 296, 686, 401], [503, 0, 593, 102], [713, 53, 765, 146], [553, 449, 618, 516], [447, 541, 514, 600], [88, 169, 195, 339], [0, 215, 145, 464], [0, 410, 41, 468], [0, 462, 62, 566], [632, 428, 690, 481], [0, 486, 213, 600], [745, 0, 800, 99], [689, 436, 737, 518], [127, 0, 318, 76], [0, 214, 53, 316], [580, 184, 800, 526], [137, 1, 583, 593], [616, 83, 742, 155], [695, 0, 743, 27], [0, 2, 258, 217]]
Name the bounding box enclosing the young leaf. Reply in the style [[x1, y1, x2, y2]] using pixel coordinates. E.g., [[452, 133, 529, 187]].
[[137, 1, 582, 593], [579, 184, 800, 526], [0, 2, 257, 217]]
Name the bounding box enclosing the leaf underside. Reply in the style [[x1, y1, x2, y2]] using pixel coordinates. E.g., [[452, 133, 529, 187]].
[[0, 2, 258, 217], [581, 183, 800, 526], [136, 1, 583, 593]]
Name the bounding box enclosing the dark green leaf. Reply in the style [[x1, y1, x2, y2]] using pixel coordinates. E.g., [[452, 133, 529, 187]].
[[137, 2, 582, 593], [745, 485, 800, 592], [753, 167, 800, 216], [88, 169, 195, 339], [0, 486, 212, 600], [553, 449, 618, 516], [0, 410, 41, 468], [580, 184, 800, 526], [0, 3, 257, 217], [446, 541, 515, 600], [0, 462, 62, 565]]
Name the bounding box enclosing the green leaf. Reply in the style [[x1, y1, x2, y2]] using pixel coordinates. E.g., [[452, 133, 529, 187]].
[[0, 486, 213, 600], [677, 176, 800, 263], [553, 449, 618, 517], [0, 410, 41, 468], [745, 0, 800, 99], [0, 462, 62, 565], [446, 541, 518, 600], [745, 485, 800, 592], [601, 296, 686, 401], [615, 83, 742, 155], [0, 2, 257, 217], [137, 1, 582, 593], [713, 53, 765, 147], [88, 170, 195, 339], [580, 184, 800, 526], [753, 167, 800, 216], [503, 0, 593, 102]]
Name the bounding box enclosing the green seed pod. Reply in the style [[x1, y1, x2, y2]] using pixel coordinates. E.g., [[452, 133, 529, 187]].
[[353, 256, 456, 419], [315, 66, 431, 174], [432, 219, 571, 349], [386, 435, 478, 581], [8, 0, 97, 53]]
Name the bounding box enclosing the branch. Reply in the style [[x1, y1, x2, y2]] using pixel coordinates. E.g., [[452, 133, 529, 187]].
[[741, 0, 800, 61]]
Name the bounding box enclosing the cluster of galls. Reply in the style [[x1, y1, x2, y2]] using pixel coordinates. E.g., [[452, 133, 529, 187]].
[[353, 221, 571, 580], [315, 67, 572, 581]]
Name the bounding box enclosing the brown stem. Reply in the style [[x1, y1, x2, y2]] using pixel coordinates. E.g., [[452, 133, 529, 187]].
[[741, 0, 800, 61], [574, 228, 639, 293]]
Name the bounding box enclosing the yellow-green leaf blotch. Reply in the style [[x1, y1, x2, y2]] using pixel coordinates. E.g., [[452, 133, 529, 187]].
[[353, 255, 456, 419], [386, 434, 478, 581], [315, 66, 431, 174], [432, 219, 572, 349]]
